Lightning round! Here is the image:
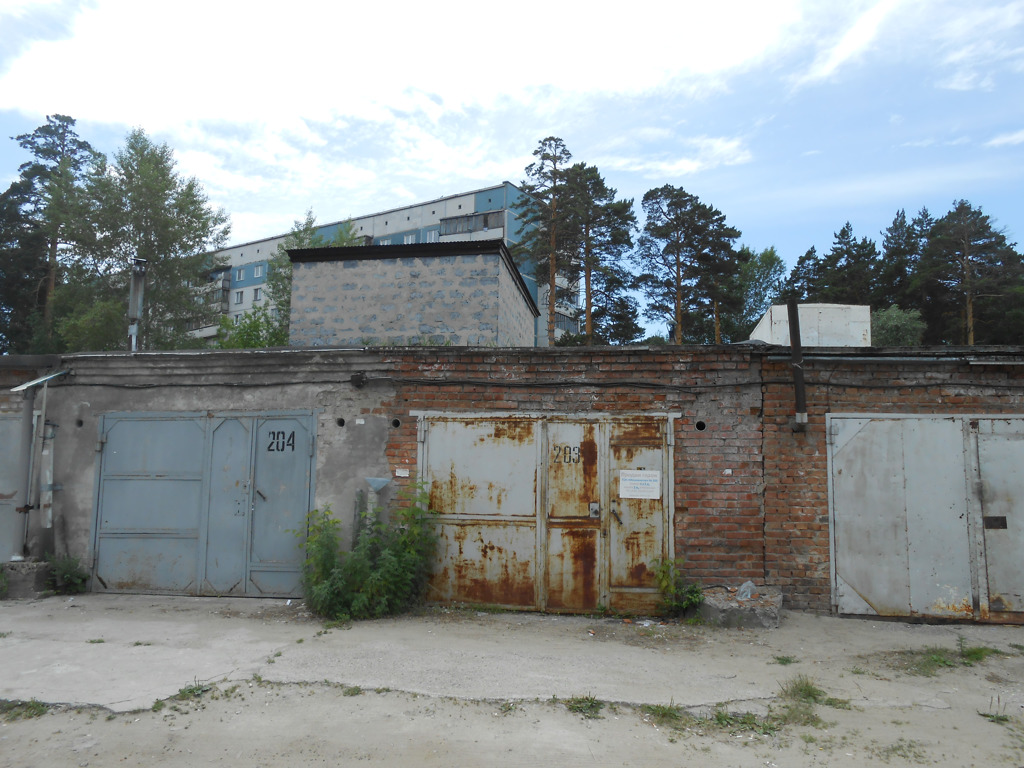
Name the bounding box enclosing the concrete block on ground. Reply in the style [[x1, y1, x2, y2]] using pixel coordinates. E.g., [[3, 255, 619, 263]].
[[699, 585, 782, 629]]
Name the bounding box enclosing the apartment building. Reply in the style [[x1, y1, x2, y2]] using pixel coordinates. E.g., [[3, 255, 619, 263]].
[[196, 182, 579, 346]]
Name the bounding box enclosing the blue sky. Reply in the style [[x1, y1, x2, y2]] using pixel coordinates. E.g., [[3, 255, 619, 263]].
[[1, 0, 1022, 324]]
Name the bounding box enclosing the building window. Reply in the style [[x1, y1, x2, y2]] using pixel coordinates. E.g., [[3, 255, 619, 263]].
[[404, 233, 416, 245], [254, 265, 263, 278], [235, 290, 244, 304], [425, 230, 439, 243], [253, 287, 262, 302], [236, 268, 244, 281], [439, 211, 503, 237], [379, 237, 391, 245]]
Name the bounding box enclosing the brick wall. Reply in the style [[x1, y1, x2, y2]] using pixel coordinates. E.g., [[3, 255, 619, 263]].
[[375, 346, 765, 588], [762, 351, 1024, 612]]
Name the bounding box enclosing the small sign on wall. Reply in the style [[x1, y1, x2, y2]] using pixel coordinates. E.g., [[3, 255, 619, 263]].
[[619, 470, 661, 499]]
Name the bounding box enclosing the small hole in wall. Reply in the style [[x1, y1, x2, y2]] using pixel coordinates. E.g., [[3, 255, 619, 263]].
[[695, 420, 707, 431], [336, 418, 345, 427], [76, 419, 84, 428], [391, 418, 402, 428]]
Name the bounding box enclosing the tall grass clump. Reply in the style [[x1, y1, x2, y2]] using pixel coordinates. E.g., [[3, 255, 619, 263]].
[[300, 481, 438, 621]]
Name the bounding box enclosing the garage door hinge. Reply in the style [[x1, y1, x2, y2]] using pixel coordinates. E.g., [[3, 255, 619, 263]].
[[95, 432, 107, 452], [417, 419, 427, 443]]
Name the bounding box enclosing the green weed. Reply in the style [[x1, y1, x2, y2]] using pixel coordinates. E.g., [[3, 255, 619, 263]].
[[704, 706, 779, 735], [773, 655, 798, 665], [342, 685, 362, 696], [640, 701, 684, 727], [652, 557, 704, 617], [564, 694, 604, 719], [298, 481, 439, 621], [0, 699, 48, 721], [867, 737, 928, 763], [45, 553, 89, 594], [176, 679, 211, 700], [86, 638, 104, 644]]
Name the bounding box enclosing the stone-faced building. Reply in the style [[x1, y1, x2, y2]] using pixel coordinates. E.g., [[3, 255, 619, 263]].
[[287, 241, 539, 348]]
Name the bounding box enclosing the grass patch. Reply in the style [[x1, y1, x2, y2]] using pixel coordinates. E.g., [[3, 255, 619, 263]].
[[86, 638, 105, 644], [640, 701, 684, 727], [0, 699, 48, 721], [705, 706, 779, 735], [867, 737, 928, 763], [342, 685, 362, 696], [176, 679, 212, 700], [773, 655, 799, 665], [563, 694, 604, 719], [780, 674, 826, 703], [152, 700, 165, 712], [885, 638, 1007, 676]]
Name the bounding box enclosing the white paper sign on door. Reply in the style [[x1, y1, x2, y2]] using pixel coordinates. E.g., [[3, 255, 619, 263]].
[[619, 470, 661, 499]]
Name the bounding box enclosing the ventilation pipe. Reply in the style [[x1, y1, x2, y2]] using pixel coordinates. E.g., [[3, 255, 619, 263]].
[[127, 258, 147, 352], [787, 297, 808, 432]]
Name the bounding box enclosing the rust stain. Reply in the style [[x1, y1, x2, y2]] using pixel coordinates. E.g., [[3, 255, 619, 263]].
[[989, 593, 1012, 612], [931, 597, 974, 616], [610, 420, 661, 447], [486, 481, 506, 511], [491, 420, 534, 444], [569, 531, 597, 609], [619, 529, 655, 587], [581, 426, 598, 500], [428, 463, 478, 515]]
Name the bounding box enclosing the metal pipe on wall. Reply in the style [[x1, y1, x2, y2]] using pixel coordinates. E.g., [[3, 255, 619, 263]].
[[787, 298, 808, 431]]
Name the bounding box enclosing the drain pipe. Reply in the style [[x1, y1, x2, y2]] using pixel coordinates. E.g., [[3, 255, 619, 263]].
[[12, 387, 35, 559], [787, 298, 808, 432], [11, 371, 67, 555]]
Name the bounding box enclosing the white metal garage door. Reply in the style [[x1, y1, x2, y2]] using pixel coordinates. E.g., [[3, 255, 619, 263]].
[[828, 414, 1024, 621]]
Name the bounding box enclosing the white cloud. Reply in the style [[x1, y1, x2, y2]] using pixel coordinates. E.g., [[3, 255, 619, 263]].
[[599, 136, 753, 178], [987, 129, 1024, 146], [794, 0, 902, 86]]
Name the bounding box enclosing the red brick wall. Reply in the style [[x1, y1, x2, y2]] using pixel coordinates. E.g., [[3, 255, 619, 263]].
[[762, 352, 1024, 612], [376, 347, 765, 589]]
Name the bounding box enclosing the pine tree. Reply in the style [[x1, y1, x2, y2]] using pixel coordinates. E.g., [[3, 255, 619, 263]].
[[516, 137, 574, 345], [560, 162, 636, 344], [633, 185, 741, 344]]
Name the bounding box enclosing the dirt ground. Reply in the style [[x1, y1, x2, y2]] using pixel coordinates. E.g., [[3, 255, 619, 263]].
[[1, 595, 1023, 767]]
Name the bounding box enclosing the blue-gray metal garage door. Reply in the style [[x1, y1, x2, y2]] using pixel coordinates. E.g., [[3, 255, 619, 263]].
[[92, 411, 316, 597]]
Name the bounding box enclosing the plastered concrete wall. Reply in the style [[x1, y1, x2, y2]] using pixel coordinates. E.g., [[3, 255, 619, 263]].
[[290, 253, 534, 347], [29, 350, 402, 569]]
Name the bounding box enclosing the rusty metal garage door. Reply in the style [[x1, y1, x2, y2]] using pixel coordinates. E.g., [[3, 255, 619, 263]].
[[92, 411, 316, 596], [421, 414, 674, 613], [828, 414, 1024, 622]]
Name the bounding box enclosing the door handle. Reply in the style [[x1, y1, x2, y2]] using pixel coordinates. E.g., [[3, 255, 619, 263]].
[[255, 488, 267, 501], [611, 501, 623, 526]]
